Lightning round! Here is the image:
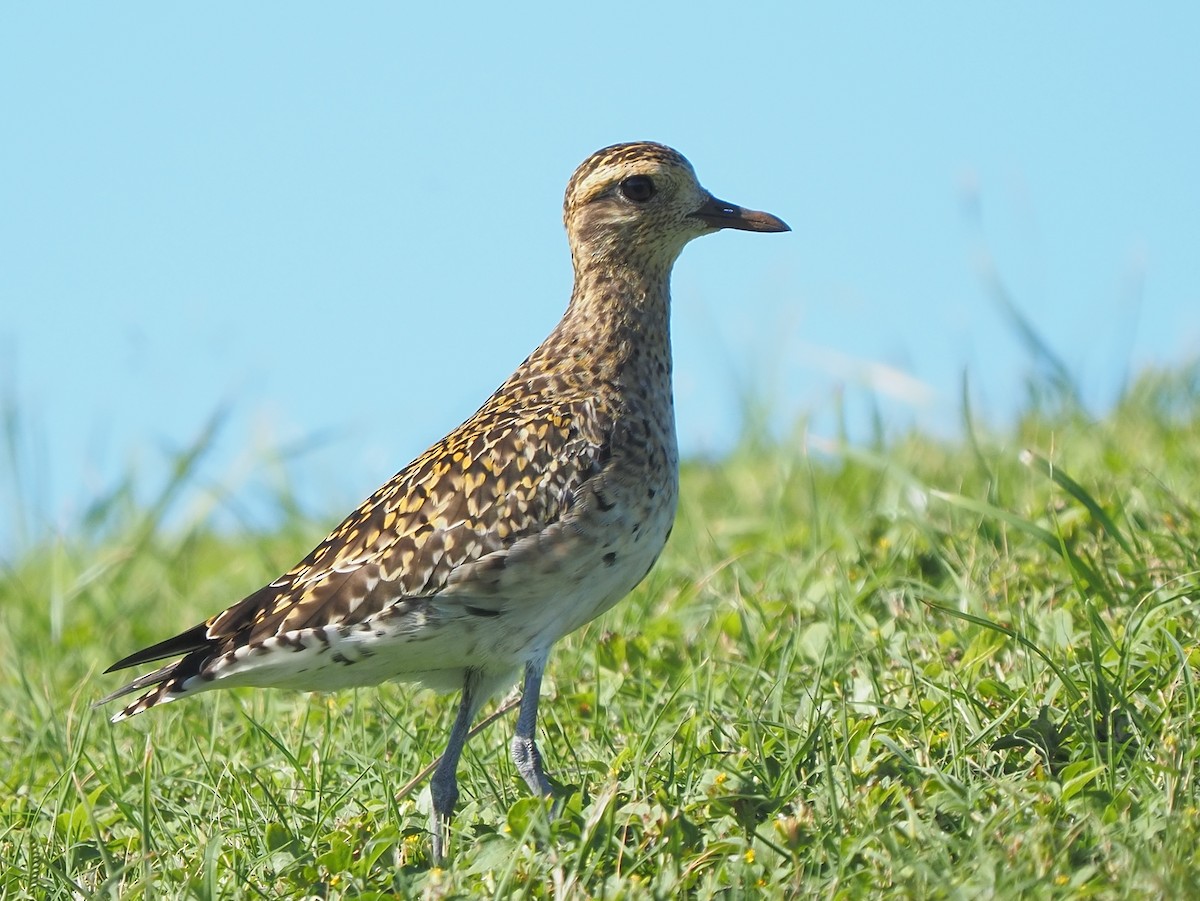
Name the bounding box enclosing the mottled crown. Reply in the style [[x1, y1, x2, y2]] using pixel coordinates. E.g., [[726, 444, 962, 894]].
[[564, 142, 695, 222]]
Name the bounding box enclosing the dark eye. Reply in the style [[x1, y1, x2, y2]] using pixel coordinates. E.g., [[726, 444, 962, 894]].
[[619, 175, 655, 203]]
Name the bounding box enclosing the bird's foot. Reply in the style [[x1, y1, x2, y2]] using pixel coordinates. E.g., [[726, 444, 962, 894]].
[[428, 771, 459, 866], [512, 733, 553, 799]]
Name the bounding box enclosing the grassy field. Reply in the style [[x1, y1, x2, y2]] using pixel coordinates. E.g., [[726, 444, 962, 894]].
[[3, 365, 1200, 899]]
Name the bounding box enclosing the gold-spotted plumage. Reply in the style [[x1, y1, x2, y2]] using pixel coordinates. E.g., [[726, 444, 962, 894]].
[[99, 141, 788, 862]]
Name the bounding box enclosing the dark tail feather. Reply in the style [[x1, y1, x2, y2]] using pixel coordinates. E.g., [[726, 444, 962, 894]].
[[96, 647, 212, 721], [104, 623, 211, 673], [98, 623, 215, 721], [94, 661, 178, 706]]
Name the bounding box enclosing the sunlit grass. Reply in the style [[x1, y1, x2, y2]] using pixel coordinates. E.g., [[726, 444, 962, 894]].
[[3, 362, 1200, 898]]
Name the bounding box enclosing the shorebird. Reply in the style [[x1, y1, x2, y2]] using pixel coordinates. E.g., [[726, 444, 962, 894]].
[[99, 141, 788, 862]]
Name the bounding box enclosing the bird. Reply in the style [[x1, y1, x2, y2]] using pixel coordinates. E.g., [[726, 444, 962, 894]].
[[98, 141, 789, 863]]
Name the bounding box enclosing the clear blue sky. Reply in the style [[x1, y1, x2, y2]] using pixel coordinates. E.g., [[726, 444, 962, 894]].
[[3, 5, 1198, 548]]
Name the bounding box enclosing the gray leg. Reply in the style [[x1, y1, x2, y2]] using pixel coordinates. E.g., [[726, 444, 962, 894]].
[[429, 669, 483, 865], [511, 656, 553, 799]]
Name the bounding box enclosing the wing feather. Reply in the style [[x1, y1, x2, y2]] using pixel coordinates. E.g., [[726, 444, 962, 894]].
[[99, 396, 613, 714]]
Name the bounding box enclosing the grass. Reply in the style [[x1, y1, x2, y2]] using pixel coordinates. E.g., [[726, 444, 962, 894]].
[[3, 363, 1200, 899]]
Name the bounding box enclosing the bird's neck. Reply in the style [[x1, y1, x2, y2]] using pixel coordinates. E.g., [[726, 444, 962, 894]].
[[559, 260, 674, 382], [503, 255, 678, 412]]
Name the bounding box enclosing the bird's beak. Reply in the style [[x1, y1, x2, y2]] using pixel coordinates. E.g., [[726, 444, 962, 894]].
[[691, 194, 790, 233]]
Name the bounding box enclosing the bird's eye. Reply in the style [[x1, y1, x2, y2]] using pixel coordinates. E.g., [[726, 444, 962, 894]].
[[619, 176, 656, 203]]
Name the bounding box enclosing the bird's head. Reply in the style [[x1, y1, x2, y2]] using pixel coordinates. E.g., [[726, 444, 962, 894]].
[[563, 141, 789, 269]]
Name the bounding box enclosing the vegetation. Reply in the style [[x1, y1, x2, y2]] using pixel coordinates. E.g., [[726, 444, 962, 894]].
[[3, 363, 1200, 898]]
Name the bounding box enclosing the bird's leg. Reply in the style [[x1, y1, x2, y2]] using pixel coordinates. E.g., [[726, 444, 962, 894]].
[[429, 669, 482, 865], [511, 655, 554, 802]]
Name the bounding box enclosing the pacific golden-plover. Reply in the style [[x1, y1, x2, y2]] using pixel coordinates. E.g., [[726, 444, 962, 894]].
[[100, 141, 788, 862]]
